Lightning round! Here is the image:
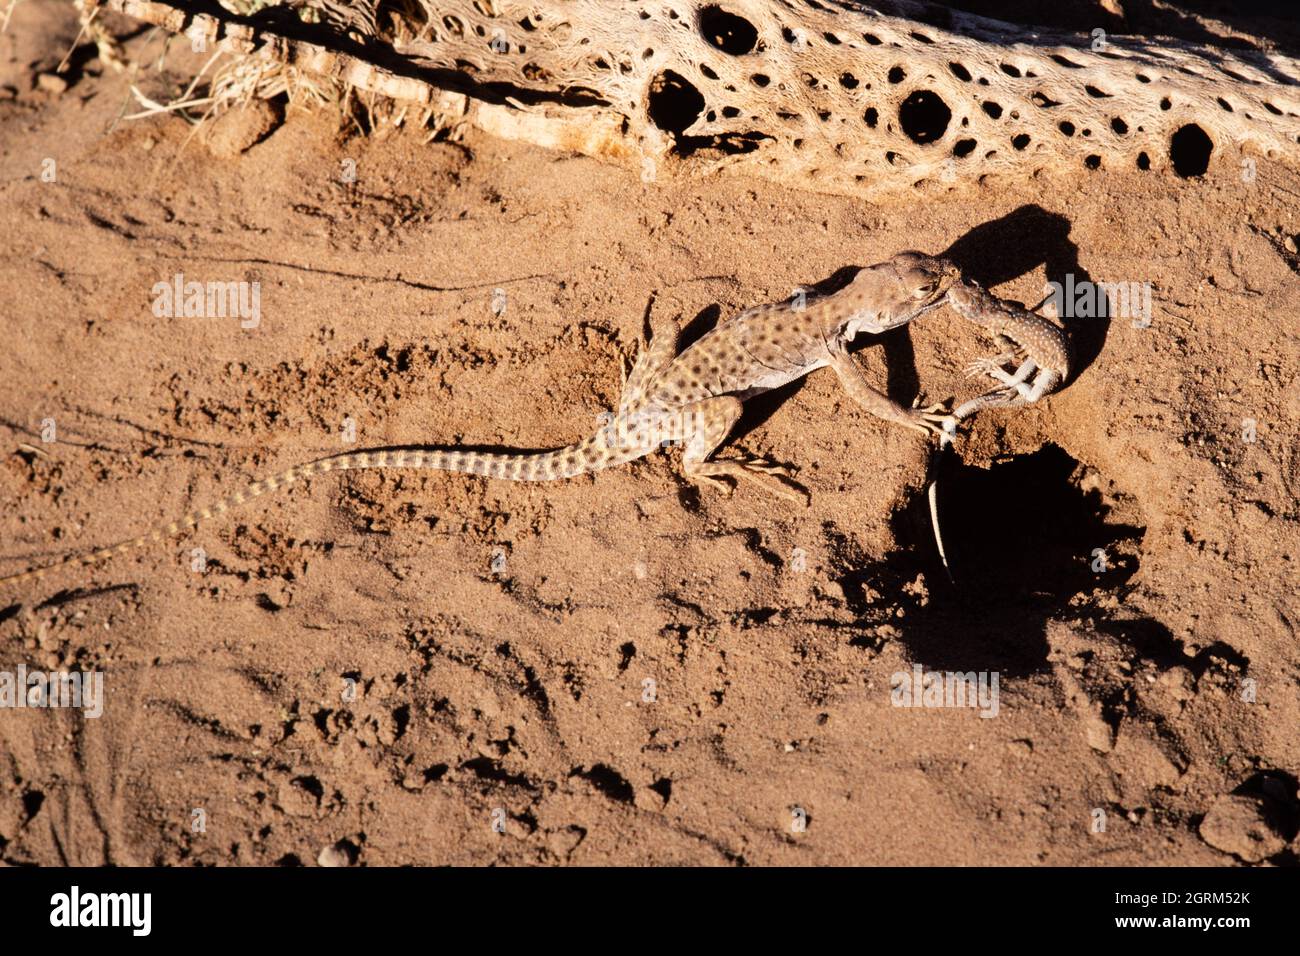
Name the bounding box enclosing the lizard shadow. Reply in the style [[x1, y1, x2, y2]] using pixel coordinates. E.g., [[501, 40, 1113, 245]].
[[941, 203, 1109, 385]]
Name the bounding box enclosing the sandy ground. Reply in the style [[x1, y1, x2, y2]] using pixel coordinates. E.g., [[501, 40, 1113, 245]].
[[0, 0, 1297, 866]]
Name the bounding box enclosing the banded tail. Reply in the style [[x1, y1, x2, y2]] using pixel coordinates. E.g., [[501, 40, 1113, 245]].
[[0, 430, 647, 589]]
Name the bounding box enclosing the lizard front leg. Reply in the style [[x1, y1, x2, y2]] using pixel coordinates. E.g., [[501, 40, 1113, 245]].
[[827, 348, 953, 438]]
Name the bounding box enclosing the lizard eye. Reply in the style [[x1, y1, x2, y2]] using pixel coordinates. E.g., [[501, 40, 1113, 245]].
[[913, 281, 939, 298]]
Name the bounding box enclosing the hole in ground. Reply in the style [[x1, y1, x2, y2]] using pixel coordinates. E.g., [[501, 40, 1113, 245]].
[[841, 443, 1146, 675], [922, 443, 1143, 599], [829, 443, 1149, 676]]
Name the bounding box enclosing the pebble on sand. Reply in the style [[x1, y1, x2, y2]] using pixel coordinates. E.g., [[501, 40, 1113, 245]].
[[36, 72, 68, 94], [317, 843, 352, 867], [1198, 794, 1286, 863]]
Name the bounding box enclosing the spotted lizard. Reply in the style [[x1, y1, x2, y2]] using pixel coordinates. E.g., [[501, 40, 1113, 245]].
[[941, 278, 1072, 442], [1, 251, 961, 588]]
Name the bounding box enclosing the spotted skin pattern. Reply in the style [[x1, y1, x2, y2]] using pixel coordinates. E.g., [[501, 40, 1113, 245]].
[[1, 252, 961, 588], [945, 279, 1071, 425]]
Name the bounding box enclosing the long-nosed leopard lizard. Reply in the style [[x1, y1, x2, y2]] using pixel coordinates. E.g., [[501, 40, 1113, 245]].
[[2, 251, 967, 589]]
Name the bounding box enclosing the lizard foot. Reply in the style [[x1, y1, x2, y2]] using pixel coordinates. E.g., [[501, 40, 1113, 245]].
[[741, 456, 799, 480], [964, 355, 1014, 379], [687, 459, 809, 505], [905, 402, 957, 439]]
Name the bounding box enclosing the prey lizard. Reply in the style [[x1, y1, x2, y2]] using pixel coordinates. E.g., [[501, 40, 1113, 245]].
[[943, 279, 1071, 438], [1, 251, 961, 588]]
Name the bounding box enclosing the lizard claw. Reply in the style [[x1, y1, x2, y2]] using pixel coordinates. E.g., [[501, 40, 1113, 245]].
[[906, 408, 958, 439], [965, 356, 1010, 379]]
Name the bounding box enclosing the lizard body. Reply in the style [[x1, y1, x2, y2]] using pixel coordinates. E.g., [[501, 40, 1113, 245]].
[[945, 280, 1072, 425], [1, 252, 960, 589]]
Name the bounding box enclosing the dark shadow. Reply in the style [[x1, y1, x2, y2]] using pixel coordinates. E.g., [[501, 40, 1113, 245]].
[[832, 443, 1149, 677], [879, 324, 924, 410], [1164, 1, 1300, 56], [1237, 771, 1300, 828], [942, 204, 1107, 383], [677, 302, 723, 352], [887, 0, 1300, 63]]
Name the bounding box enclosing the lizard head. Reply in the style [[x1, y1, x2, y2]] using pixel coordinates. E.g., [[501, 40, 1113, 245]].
[[840, 252, 961, 337]]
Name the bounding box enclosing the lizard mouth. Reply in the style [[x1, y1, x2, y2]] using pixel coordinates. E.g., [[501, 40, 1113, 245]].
[[896, 295, 947, 326]]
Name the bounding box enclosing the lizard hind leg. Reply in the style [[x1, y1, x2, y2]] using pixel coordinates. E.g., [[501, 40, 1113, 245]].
[[620, 314, 682, 414], [678, 397, 808, 504]]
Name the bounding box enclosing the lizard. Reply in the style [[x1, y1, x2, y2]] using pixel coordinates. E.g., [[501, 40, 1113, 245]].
[[941, 278, 1072, 442], [0, 251, 962, 589]]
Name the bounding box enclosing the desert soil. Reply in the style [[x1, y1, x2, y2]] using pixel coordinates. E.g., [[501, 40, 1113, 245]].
[[0, 0, 1297, 865]]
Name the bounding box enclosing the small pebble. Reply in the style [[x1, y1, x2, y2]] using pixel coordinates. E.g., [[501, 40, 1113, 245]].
[[317, 844, 351, 867], [36, 73, 68, 94]]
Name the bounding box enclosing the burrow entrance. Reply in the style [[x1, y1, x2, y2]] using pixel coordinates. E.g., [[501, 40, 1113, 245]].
[[914, 442, 1143, 597], [832, 444, 1148, 676]]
